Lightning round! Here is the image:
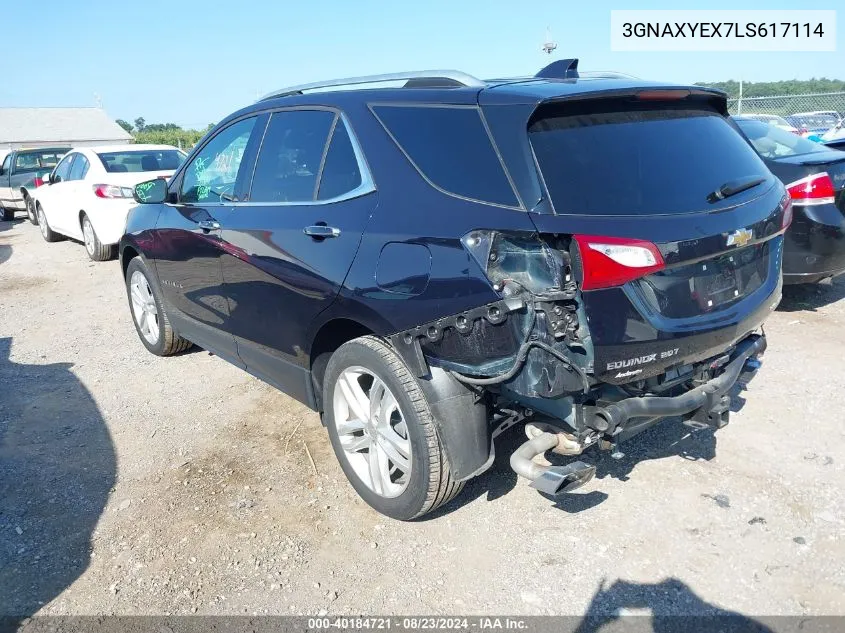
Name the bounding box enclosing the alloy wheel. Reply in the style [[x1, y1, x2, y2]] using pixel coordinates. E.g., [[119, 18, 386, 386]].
[[332, 366, 412, 498], [82, 218, 95, 256], [129, 270, 160, 344], [37, 208, 48, 239]]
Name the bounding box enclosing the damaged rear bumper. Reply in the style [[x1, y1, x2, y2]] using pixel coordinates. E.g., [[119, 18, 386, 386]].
[[509, 333, 766, 495]]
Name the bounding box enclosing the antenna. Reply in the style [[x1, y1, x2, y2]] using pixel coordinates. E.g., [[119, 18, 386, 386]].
[[542, 27, 557, 54]]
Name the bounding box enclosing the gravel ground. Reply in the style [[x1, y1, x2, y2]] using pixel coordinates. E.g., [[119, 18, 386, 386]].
[[1, 216, 843, 621]]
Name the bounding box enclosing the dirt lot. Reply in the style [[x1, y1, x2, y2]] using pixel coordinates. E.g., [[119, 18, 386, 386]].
[[1, 215, 844, 620]]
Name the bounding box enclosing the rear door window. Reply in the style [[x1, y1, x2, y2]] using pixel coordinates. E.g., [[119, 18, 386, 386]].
[[68, 154, 90, 181], [317, 120, 363, 201], [530, 103, 770, 216], [372, 105, 518, 207], [248, 110, 335, 203]]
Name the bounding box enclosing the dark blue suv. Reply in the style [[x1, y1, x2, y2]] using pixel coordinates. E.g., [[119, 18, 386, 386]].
[[120, 60, 788, 519]]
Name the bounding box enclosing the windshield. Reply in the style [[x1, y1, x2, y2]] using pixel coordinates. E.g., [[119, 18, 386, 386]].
[[96, 150, 186, 173], [734, 119, 829, 159], [529, 105, 770, 216]]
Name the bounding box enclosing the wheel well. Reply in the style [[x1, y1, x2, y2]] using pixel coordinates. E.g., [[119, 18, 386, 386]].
[[309, 318, 374, 411], [121, 245, 139, 279], [78, 210, 87, 227]]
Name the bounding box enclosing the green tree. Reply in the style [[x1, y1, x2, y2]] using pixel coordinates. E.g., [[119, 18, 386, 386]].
[[695, 78, 845, 99], [134, 117, 146, 132], [116, 119, 133, 133]]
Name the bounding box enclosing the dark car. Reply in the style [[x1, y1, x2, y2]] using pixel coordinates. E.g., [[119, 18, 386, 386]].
[[734, 116, 845, 283], [119, 60, 787, 520], [0, 147, 70, 222]]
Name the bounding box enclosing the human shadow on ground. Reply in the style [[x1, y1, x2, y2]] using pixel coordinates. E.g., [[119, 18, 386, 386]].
[[0, 337, 116, 620], [573, 577, 775, 633]]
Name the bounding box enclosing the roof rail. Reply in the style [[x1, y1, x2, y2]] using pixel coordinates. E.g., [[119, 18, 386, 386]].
[[259, 70, 486, 101]]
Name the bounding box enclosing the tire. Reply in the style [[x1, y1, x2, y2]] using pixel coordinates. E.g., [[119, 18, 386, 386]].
[[323, 335, 464, 520], [81, 214, 114, 261], [26, 195, 38, 225], [35, 204, 62, 242], [124, 256, 192, 356], [1, 206, 13, 222]]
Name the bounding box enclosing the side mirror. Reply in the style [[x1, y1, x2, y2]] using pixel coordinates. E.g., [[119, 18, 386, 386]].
[[133, 178, 168, 204], [50, 173, 60, 184]]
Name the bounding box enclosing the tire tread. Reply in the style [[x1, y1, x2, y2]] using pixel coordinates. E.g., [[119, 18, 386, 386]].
[[350, 335, 464, 519]]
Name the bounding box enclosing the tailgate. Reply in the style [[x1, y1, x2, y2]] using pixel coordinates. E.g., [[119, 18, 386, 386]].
[[522, 94, 788, 383]]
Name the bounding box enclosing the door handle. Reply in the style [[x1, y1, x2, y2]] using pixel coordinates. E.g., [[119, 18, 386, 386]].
[[198, 220, 220, 231], [304, 225, 340, 238]]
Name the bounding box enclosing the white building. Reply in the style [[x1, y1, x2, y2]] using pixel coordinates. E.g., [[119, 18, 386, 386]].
[[0, 107, 132, 150]]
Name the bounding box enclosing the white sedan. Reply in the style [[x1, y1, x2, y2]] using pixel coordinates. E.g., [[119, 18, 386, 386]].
[[32, 144, 186, 260]]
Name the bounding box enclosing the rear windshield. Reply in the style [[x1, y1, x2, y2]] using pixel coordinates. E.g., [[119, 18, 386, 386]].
[[529, 104, 770, 216], [97, 150, 186, 173], [734, 118, 829, 159], [13, 150, 67, 173]]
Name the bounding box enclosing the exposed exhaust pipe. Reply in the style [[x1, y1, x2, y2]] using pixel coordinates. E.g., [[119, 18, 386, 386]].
[[510, 432, 596, 496]]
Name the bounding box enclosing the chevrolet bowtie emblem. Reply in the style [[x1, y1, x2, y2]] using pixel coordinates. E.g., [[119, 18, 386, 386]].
[[726, 228, 753, 248]]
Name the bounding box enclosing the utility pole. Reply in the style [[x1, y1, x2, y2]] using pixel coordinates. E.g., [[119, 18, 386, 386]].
[[738, 80, 743, 114]]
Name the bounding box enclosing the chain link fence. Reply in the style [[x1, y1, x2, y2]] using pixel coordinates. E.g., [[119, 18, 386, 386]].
[[727, 92, 845, 122]]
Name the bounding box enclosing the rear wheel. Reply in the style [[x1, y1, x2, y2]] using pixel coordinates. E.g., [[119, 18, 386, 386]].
[[81, 214, 114, 261], [26, 195, 38, 225], [36, 204, 62, 242], [323, 336, 464, 520], [125, 256, 192, 356], [1, 206, 13, 221]]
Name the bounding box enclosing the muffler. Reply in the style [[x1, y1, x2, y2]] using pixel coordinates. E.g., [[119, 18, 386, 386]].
[[510, 432, 595, 496]]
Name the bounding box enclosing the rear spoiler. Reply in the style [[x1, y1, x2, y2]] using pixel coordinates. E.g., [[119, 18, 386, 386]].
[[528, 86, 729, 123]]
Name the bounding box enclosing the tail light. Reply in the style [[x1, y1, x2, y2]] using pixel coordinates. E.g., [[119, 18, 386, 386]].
[[785, 172, 835, 206], [574, 235, 665, 290], [33, 176, 44, 187], [93, 184, 134, 199]]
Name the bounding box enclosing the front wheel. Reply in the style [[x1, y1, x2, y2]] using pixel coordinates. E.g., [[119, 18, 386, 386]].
[[125, 257, 192, 356], [1, 206, 13, 221], [323, 336, 464, 520]]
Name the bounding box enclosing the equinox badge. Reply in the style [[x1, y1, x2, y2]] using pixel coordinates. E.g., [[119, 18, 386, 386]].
[[726, 228, 753, 248]]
